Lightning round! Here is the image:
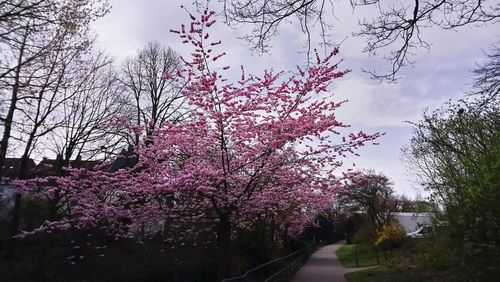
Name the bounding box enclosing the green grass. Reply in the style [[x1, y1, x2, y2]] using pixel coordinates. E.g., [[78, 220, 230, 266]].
[[345, 266, 433, 282], [340, 241, 442, 282], [336, 244, 405, 268], [336, 244, 378, 268], [336, 244, 358, 267]]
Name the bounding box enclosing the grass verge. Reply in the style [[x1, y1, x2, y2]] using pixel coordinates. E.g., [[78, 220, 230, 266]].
[[336, 244, 401, 268], [345, 266, 433, 282], [340, 240, 443, 282], [336, 244, 358, 268]]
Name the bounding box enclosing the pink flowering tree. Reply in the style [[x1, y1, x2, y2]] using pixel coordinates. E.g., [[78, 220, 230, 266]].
[[19, 5, 382, 279]]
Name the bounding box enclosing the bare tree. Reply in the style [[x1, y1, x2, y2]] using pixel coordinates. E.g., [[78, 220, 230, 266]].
[[353, 0, 499, 81], [45, 52, 128, 167], [12, 33, 94, 179], [0, 1, 58, 80], [0, 0, 109, 259], [21, 51, 128, 226], [0, 0, 109, 80], [393, 194, 434, 213], [210, 0, 500, 81], [0, 0, 47, 25], [0, 0, 109, 178], [471, 43, 500, 104], [121, 41, 187, 145]]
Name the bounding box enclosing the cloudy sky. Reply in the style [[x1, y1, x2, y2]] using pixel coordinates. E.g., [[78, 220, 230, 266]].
[[92, 0, 500, 198]]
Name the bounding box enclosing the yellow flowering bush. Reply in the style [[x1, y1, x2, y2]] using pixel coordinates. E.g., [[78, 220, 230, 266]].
[[375, 219, 406, 247]]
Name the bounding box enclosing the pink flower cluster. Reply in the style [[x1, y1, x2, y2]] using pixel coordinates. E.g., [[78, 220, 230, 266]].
[[19, 6, 381, 245]]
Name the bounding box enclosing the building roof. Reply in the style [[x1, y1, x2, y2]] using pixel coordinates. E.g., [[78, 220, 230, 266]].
[[2, 149, 134, 180], [1, 156, 102, 180], [392, 212, 433, 233], [1, 158, 37, 179], [33, 157, 101, 177]]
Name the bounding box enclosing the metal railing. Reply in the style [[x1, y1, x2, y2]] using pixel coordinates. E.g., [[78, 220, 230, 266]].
[[222, 242, 318, 282]]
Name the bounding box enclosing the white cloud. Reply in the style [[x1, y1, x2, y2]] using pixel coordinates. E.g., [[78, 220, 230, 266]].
[[331, 75, 453, 128]]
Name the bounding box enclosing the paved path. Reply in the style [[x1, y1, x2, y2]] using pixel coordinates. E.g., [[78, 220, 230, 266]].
[[291, 242, 347, 282]]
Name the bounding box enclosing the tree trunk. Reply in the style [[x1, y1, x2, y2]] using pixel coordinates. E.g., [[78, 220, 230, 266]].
[[216, 216, 234, 280], [5, 135, 36, 259], [0, 26, 28, 178], [4, 193, 22, 259], [0, 63, 19, 177]]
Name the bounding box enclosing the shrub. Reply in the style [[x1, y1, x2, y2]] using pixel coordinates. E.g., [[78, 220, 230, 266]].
[[375, 220, 405, 247], [351, 222, 376, 245]]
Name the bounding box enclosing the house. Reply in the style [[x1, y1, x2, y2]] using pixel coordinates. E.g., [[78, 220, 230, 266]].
[[0, 156, 101, 179], [0, 156, 101, 219], [33, 156, 101, 177], [392, 212, 433, 234], [0, 150, 136, 219], [1, 158, 37, 179]]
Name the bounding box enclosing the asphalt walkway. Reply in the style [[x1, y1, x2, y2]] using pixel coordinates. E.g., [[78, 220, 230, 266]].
[[291, 242, 347, 282]]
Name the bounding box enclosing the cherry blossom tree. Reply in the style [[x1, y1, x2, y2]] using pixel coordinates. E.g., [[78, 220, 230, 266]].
[[19, 5, 381, 279]]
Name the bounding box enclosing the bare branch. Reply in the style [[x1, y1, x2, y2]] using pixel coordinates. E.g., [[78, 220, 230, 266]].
[[213, 0, 500, 81]]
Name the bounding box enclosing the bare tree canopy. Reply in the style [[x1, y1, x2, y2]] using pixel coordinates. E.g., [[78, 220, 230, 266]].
[[46, 51, 128, 164], [0, 0, 110, 178], [472, 43, 500, 103], [0, 0, 109, 79], [121, 41, 187, 145], [210, 0, 500, 81]]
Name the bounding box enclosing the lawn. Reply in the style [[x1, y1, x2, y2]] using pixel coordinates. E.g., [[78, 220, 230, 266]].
[[336, 244, 403, 268], [338, 241, 442, 282], [344, 266, 433, 282]]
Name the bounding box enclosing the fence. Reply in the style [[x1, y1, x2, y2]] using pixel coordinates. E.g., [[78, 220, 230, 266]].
[[351, 244, 396, 267], [222, 242, 318, 282]]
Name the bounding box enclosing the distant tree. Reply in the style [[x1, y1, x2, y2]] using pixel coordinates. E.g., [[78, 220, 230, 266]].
[[338, 170, 396, 231], [121, 41, 187, 145], [46, 51, 128, 168], [393, 194, 434, 213], [207, 0, 500, 81]]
